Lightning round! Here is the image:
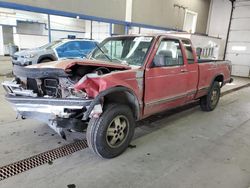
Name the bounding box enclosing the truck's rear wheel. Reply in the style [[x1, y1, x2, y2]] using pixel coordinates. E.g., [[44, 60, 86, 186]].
[[200, 81, 220, 111], [86, 104, 135, 158]]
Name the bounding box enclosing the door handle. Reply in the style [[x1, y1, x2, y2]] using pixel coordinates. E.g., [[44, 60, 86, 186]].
[[181, 69, 188, 73]]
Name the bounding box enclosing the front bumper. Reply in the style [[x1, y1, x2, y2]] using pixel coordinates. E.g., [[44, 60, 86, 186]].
[[2, 80, 92, 120], [3, 79, 93, 137], [12, 56, 36, 66], [6, 95, 93, 137], [5, 95, 92, 120]]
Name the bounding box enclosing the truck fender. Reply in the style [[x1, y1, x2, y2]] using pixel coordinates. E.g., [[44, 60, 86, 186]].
[[83, 86, 141, 121], [210, 74, 224, 89]]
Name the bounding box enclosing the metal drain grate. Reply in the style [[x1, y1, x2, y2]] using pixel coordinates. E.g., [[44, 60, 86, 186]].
[[0, 139, 88, 181]]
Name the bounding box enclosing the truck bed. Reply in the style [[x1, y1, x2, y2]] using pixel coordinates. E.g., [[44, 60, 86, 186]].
[[196, 60, 231, 99], [198, 59, 227, 64]]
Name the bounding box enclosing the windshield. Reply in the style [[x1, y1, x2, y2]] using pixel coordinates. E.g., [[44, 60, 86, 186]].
[[90, 36, 154, 66], [37, 40, 62, 50]]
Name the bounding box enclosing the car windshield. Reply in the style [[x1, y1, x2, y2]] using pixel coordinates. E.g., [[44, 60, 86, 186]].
[[37, 40, 62, 50], [90, 36, 154, 66]]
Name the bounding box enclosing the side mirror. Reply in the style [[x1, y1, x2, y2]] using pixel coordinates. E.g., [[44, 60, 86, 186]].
[[196, 47, 202, 59]]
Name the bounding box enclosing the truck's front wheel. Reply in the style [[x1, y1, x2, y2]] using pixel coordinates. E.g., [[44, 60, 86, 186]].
[[86, 104, 135, 158], [200, 81, 221, 111]]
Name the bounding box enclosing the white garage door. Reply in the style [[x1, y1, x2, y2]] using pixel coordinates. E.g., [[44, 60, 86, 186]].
[[226, 0, 250, 77]]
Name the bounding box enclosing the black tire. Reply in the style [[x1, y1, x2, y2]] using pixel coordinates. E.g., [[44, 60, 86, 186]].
[[38, 58, 52, 64], [200, 81, 221, 111], [86, 104, 135, 158]]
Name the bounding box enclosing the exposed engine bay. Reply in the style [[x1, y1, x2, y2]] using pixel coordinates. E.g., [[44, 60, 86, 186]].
[[13, 64, 116, 99]]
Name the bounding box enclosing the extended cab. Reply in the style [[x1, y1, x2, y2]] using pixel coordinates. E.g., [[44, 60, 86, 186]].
[[2, 34, 233, 158]]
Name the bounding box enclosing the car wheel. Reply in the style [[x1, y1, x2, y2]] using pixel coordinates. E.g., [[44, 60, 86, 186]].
[[39, 58, 52, 63], [200, 81, 221, 111], [86, 103, 135, 158]]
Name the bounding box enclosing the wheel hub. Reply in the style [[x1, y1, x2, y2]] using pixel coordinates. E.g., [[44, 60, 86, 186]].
[[106, 115, 129, 148]]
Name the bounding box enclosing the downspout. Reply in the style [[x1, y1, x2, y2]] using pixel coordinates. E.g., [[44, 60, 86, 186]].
[[109, 23, 113, 36], [47, 14, 51, 42], [223, 0, 236, 60], [90, 20, 93, 40]]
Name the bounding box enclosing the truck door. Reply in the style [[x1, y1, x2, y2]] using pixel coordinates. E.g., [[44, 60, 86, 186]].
[[144, 38, 188, 117], [181, 40, 199, 102]]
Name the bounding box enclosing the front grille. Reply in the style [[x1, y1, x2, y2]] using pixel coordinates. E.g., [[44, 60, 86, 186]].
[[43, 78, 60, 97], [44, 79, 58, 88]]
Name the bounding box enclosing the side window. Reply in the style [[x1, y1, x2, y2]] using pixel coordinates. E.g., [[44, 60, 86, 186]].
[[65, 41, 80, 51], [78, 41, 95, 50], [78, 41, 96, 55], [153, 39, 183, 67], [56, 41, 81, 58], [182, 40, 195, 64], [57, 42, 79, 52]]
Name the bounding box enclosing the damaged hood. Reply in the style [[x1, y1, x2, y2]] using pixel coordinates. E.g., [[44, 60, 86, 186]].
[[27, 59, 131, 71], [13, 59, 131, 79]]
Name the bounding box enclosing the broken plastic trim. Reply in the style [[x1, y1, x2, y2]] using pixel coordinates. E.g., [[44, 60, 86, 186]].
[[82, 86, 140, 120], [13, 65, 69, 79]]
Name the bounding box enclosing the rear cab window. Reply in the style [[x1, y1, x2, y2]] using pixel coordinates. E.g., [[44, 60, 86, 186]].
[[182, 40, 195, 64]]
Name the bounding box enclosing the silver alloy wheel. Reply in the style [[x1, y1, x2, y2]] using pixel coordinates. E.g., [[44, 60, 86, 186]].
[[106, 115, 129, 148], [211, 89, 219, 106]]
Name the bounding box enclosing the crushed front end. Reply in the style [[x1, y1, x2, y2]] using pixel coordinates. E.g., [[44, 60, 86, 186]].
[[2, 65, 98, 138], [2, 58, 133, 139]]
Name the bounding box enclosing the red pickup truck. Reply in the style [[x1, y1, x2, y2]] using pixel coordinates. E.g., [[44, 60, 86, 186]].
[[2, 34, 232, 158]]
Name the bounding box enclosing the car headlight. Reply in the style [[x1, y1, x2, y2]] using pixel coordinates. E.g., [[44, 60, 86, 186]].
[[24, 54, 35, 58]]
